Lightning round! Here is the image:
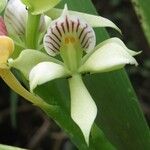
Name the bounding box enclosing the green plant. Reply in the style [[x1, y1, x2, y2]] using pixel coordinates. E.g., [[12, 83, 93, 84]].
[[0, 0, 150, 149]]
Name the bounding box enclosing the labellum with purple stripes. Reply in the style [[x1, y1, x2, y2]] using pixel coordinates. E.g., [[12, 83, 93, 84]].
[[44, 6, 96, 72]]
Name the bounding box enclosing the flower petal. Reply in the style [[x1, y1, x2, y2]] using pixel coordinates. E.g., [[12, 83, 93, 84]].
[[4, 0, 46, 38], [4, 0, 27, 36], [29, 62, 68, 92], [21, 0, 61, 15], [94, 37, 141, 56], [0, 17, 8, 35], [46, 8, 121, 33], [79, 38, 138, 73], [8, 49, 62, 79], [68, 74, 97, 145], [0, 36, 14, 66]]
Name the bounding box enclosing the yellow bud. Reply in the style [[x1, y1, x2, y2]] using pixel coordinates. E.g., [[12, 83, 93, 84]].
[[0, 36, 14, 65]]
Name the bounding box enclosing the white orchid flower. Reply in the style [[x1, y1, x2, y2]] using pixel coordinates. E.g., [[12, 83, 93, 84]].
[[27, 5, 139, 145]]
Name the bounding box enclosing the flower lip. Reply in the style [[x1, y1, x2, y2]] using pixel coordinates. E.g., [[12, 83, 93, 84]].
[[44, 5, 96, 56]]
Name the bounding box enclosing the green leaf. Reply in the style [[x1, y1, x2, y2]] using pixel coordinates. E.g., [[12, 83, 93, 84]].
[[41, 99, 116, 150], [0, 144, 27, 150], [33, 77, 116, 149], [58, 0, 150, 149], [131, 0, 150, 45], [0, 0, 7, 13], [21, 0, 61, 15]]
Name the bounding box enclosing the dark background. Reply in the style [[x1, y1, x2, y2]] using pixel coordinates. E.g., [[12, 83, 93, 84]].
[[0, 0, 150, 149]]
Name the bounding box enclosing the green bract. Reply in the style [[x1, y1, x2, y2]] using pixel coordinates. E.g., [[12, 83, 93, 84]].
[[9, 4, 140, 145], [21, 0, 61, 15], [0, 0, 7, 13]]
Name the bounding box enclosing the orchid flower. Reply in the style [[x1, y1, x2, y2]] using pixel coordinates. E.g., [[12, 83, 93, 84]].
[[21, 5, 139, 145]]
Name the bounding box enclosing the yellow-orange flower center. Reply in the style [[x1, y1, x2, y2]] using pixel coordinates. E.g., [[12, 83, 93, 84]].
[[65, 36, 76, 44]]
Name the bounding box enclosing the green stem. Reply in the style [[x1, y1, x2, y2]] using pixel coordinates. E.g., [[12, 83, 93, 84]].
[[0, 69, 48, 108], [26, 13, 41, 49]]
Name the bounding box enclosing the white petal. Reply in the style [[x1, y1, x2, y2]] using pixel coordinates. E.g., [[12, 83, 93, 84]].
[[79, 38, 138, 73], [29, 62, 68, 92], [4, 0, 27, 35], [69, 75, 97, 145], [8, 49, 62, 79], [47, 8, 121, 33], [95, 37, 141, 56], [4, 0, 46, 36]]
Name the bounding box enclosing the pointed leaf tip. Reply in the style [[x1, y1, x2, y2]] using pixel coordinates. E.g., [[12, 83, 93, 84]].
[[80, 38, 139, 74]]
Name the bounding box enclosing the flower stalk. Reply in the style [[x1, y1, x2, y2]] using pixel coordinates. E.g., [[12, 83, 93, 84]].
[[26, 13, 41, 49], [0, 68, 48, 108]]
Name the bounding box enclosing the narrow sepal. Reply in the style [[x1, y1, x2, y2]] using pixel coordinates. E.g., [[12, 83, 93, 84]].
[[29, 62, 68, 92], [46, 8, 121, 33], [8, 49, 62, 79], [68, 74, 97, 145], [79, 38, 138, 73]]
